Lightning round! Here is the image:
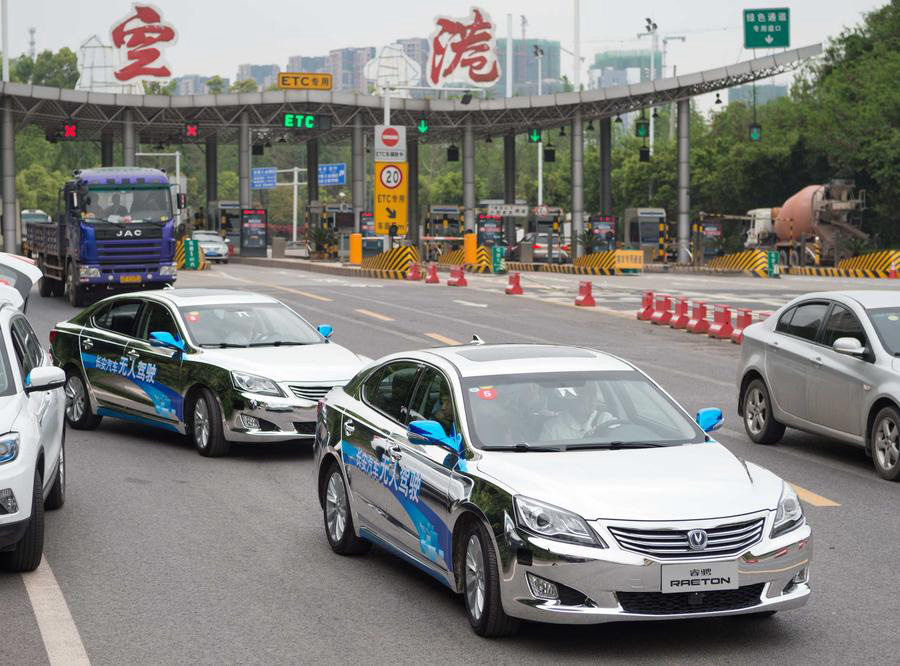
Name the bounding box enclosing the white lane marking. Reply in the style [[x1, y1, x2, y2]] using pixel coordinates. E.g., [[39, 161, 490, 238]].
[[453, 299, 487, 308], [21, 556, 91, 666]]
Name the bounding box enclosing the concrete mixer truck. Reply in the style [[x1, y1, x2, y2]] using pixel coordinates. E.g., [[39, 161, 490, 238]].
[[743, 179, 866, 266]]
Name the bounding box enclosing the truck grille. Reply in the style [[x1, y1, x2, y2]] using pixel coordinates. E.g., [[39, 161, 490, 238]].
[[617, 583, 765, 615], [96, 239, 165, 267], [288, 385, 333, 401], [607, 517, 765, 559]]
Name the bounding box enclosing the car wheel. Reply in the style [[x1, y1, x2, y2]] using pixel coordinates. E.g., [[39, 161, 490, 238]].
[[191, 388, 229, 457], [64, 370, 102, 430], [0, 469, 44, 573], [742, 378, 785, 445], [461, 519, 519, 637], [65, 262, 85, 308], [871, 406, 900, 481], [44, 428, 66, 511], [322, 464, 370, 555]]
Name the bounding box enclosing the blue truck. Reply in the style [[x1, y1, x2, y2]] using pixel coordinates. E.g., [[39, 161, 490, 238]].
[[26, 167, 181, 307]]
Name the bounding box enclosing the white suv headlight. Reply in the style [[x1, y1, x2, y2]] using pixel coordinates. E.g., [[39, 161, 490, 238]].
[[231, 371, 284, 397], [0, 433, 19, 464], [514, 495, 605, 547], [771, 482, 805, 538]]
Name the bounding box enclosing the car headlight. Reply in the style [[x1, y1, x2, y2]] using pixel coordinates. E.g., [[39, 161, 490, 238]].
[[771, 482, 804, 538], [231, 371, 284, 397], [160, 263, 178, 276], [514, 495, 605, 546], [0, 433, 19, 464]]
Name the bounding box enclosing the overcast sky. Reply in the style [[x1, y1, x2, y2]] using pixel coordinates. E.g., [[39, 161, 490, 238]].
[[4, 0, 883, 110]]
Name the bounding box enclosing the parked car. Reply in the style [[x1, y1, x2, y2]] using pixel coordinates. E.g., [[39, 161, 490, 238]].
[[509, 232, 569, 263], [738, 290, 900, 480], [315, 343, 811, 636], [192, 231, 229, 263]]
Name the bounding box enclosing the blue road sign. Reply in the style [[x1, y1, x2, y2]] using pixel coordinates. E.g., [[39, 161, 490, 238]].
[[251, 167, 277, 190], [318, 163, 347, 186]]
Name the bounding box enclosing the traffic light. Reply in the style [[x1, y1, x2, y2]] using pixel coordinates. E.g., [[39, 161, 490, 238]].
[[543, 147, 556, 162], [416, 117, 429, 134], [639, 147, 650, 162], [447, 145, 459, 162], [635, 118, 650, 138], [61, 121, 78, 140], [183, 122, 200, 138], [749, 123, 762, 142], [527, 128, 541, 143]]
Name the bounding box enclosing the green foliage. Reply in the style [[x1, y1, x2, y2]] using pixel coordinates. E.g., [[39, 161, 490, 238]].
[[206, 76, 226, 94], [229, 79, 258, 93], [12, 48, 79, 87], [143, 80, 176, 95], [16, 163, 66, 213]]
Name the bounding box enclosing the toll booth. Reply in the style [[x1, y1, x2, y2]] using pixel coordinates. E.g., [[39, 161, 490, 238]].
[[476, 214, 505, 247], [587, 214, 617, 253], [423, 204, 464, 262], [531, 206, 567, 264], [698, 220, 723, 262], [324, 203, 354, 231], [623, 207, 668, 263], [240, 208, 268, 257], [207, 201, 242, 249], [360, 211, 384, 257]]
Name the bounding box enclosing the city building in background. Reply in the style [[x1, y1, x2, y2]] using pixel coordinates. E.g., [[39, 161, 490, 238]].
[[287, 55, 328, 73], [236, 63, 280, 89], [588, 50, 663, 90], [494, 39, 561, 96], [174, 74, 208, 95], [728, 83, 789, 106], [328, 47, 376, 92]]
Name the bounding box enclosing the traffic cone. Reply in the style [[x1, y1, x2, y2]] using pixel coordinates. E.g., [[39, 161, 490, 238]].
[[890, 262, 897, 279], [575, 281, 596, 307], [447, 266, 468, 287], [405, 263, 422, 281], [505, 272, 523, 295], [425, 263, 440, 284]]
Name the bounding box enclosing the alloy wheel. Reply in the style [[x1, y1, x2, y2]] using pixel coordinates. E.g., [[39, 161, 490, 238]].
[[193, 398, 210, 449], [65, 376, 85, 423], [465, 535, 486, 622], [874, 416, 900, 471], [745, 387, 767, 435], [325, 473, 347, 543]]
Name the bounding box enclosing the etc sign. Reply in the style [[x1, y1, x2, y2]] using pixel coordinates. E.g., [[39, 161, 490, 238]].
[[428, 7, 500, 88], [110, 3, 177, 83]]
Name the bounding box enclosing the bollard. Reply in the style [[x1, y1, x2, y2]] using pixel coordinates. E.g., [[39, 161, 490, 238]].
[[650, 294, 673, 325], [669, 297, 690, 329], [505, 272, 523, 295], [447, 265, 468, 287], [637, 291, 654, 320], [708, 304, 734, 339], [575, 281, 596, 306], [731, 308, 753, 344], [425, 263, 440, 284], [686, 301, 710, 334], [405, 263, 422, 281]]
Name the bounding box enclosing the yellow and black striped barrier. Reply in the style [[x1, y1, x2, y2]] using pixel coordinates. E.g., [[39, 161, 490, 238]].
[[437, 246, 492, 272], [787, 250, 900, 278], [359, 245, 420, 279], [706, 249, 769, 277]]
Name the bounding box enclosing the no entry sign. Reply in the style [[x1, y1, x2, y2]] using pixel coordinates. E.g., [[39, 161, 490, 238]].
[[381, 127, 399, 147], [374, 124, 406, 162]]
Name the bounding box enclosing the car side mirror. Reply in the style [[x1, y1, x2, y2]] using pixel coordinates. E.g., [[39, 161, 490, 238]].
[[696, 407, 724, 433], [408, 419, 463, 455], [177, 192, 187, 210], [25, 366, 66, 394], [67, 190, 82, 212], [317, 324, 333, 339], [149, 331, 186, 352], [833, 337, 866, 357]]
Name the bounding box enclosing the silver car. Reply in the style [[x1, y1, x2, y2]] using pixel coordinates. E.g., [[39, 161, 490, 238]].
[[314, 343, 811, 636], [738, 290, 900, 480], [192, 231, 229, 263]]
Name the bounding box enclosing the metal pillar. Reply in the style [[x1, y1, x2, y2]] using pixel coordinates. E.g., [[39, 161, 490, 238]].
[[307, 138, 319, 226], [503, 133, 516, 245], [599, 117, 612, 213], [100, 132, 114, 167], [408, 137, 419, 245], [351, 117, 363, 233], [462, 118, 475, 232], [571, 110, 584, 258], [676, 98, 691, 264], [205, 135, 217, 224], [1, 97, 15, 253], [238, 111, 250, 210], [122, 109, 136, 167]]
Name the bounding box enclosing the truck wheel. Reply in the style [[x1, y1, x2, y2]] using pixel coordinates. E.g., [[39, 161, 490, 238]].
[[38, 257, 53, 298], [65, 262, 85, 308], [0, 469, 45, 573]]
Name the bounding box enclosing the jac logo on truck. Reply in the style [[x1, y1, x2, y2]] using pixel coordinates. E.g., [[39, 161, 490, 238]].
[[115, 229, 143, 238]]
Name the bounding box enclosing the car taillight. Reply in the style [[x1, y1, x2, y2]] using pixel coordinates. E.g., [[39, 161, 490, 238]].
[[561, 244, 570, 251], [48, 330, 58, 345], [531, 244, 541, 250]]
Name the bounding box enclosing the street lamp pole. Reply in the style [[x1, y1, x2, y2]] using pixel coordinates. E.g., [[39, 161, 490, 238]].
[[534, 45, 544, 206], [638, 18, 659, 155]]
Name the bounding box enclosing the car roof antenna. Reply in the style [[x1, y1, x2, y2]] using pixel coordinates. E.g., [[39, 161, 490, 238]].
[[470, 334, 485, 345]]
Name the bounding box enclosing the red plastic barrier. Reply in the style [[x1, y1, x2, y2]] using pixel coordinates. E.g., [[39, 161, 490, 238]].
[[505, 272, 523, 295], [424, 263, 440, 284], [575, 281, 596, 307], [669, 297, 690, 329], [637, 291, 654, 320], [731, 308, 753, 344], [708, 304, 734, 339], [650, 294, 673, 325], [686, 302, 710, 334], [447, 265, 468, 287], [405, 263, 422, 281]]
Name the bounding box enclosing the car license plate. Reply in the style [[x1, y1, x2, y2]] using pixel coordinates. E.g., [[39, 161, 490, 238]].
[[660, 561, 739, 594], [119, 275, 142, 283]]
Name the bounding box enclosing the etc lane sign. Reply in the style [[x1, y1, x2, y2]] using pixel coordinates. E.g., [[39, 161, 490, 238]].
[[374, 125, 407, 162], [374, 162, 408, 235], [251, 167, 277, 190], [743, 8, 790, 48], [318, 163, 346, 186], [277, 72, 333, 91]]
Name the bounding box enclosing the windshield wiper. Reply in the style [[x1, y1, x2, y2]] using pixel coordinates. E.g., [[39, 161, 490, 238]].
[[201, 343, 249, 348], [564, 441, 666, 451], [247, 341, 310, 347], [482, 442, 562, 452]]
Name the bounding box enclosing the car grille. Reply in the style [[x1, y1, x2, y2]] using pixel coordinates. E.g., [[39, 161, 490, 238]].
[[617, 583, 765, 615], [607, 517, 765, 559], [288, 385, 333, 401]]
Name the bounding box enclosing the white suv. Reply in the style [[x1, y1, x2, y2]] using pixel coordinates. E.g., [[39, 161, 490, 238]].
[[0, 254, 67, 572]]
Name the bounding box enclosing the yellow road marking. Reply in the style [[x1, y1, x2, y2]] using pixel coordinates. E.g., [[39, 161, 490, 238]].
[[355, 308, 394, 322], [275, 286, 332, 302], [790, 483, 840, 507], [425, 333, 461, 346]]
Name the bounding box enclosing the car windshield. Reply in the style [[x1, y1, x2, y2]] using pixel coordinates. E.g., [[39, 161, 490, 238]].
[[193, 233, 221, 242], [178, 302, 324, 348], [867, 307, 900, 354], [84, 187, 172, 223], [461, 371, 703, 450]]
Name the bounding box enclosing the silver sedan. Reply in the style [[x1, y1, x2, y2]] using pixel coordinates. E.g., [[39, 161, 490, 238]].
[[738, 290, 900, 480]]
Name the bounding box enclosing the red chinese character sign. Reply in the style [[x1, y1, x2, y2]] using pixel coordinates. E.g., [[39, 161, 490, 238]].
[[428, 7, 500, 88], [110, 4, 177, 83]]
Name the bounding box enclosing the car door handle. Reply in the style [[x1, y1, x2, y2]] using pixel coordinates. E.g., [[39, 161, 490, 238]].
[[343, 420, 355, 437], [126, 349, 140, 358], [813, 356, 823, 367], [387, 445, 403, 462], [81, 339, 93, 350]]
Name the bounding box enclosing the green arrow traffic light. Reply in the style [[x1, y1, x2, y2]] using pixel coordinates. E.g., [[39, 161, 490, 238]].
[[749, 123, 762, 142], [635, 119, 649, 138], [528, 128, 541, 143], [417, 118, 428, 134]]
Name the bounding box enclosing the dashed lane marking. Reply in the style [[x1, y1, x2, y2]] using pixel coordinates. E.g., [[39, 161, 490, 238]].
[[425, 333, 462, 346], [453, 299, 487, 308], [355, 308, 394, 321], [789, 483, 841, 507], [21, 556, 91, 665], [215, 272, 333, 301]]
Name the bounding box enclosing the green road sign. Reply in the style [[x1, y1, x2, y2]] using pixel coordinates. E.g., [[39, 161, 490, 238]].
[[491, 245, 507, 274], [183, 240, 200, 269], [635, 119, 649, 138], [743, 8, 790, 48], [528, 128, 541, 143], [417, 118, 428, 134], [749, 123, 762, 142]]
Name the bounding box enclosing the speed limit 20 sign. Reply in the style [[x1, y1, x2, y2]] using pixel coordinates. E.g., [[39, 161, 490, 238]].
[[374, 162, 408, 235]]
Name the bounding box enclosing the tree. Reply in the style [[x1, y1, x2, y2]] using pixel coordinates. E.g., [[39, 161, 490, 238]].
[[143, 80, 176, 95], [16, 163, 67, 213], [206, 76, 226, 94], [229, 79, 258, 93], [12, 48, 79, 88]]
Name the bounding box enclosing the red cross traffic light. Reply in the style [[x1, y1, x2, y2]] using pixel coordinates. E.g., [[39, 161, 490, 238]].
[[184, 122, 199, 138], [62, 123, 77, 139]]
